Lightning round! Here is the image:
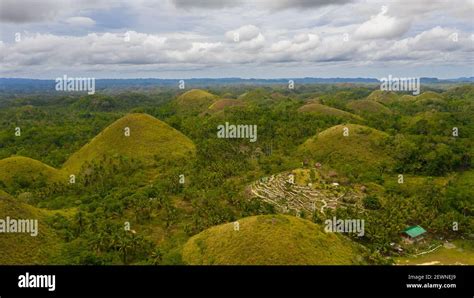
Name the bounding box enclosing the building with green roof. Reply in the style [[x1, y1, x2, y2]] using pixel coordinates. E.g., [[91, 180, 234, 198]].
[[402, 225, 427, 244]]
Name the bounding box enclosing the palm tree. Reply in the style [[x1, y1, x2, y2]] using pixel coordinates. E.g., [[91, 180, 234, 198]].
[[116, 232, 133, 264], [74, 211, 85, 236]]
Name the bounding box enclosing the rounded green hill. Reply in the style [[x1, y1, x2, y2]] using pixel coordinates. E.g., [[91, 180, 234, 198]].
[[347, 100, 391, 115], [298, 103, 363, 121], [237, 89, 270, 102], [175, 89, 218, 113], [182, 214, 365, 265], [414, 91, 444, 104], [0, 156, 65, 189], [0, 191, 61, 264], [298, 124, 393, 180], [406, 111, 449, 128], [367, 90, 399, 104], [368, 91, 444, 105], [62, 113, 196, 174], [208, 99, 245, 112], [399, 94, 417, 101], [416, 91, 443, 100]]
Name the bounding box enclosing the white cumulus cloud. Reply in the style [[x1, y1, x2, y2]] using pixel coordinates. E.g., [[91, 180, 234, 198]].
[[354, 8, 411, 40], [66, 16, 96, 27]]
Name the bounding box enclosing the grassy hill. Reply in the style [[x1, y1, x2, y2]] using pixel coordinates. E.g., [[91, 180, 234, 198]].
[[415, 91, 444, 102], [443, 85, 474, 100], [175, 89, 218, 113], [237, 88, 276, 103], [383, 174, 450, 196], [0, 156, 65, 190], [0, 190, 62, 264], [298, 124, 394, 180], [451, 170, 474, 194], [208, 99, 245, 111], [182, 214, 365, 265], [347, 100, 391, 115], [298, 103, 363, 121], [388, 91, 444, 105], [62, 113, 196, 174], [402, 111, 457, 135], [202, 99, 246, 117], [399, 94, 417, 101], [367, 90, 399, 104]]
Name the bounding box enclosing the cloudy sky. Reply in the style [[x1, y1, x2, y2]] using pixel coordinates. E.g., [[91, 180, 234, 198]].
[[0, 0, 473, 79]]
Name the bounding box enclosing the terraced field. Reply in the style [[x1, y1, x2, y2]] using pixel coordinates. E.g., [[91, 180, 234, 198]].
[[249, 169, 363, 216]]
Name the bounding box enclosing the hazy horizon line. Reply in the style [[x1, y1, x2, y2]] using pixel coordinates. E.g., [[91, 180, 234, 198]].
[[1, 76, 473, 81]]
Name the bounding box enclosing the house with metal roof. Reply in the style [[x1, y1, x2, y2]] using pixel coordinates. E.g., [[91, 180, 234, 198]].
[[402, 225, 427, 244]]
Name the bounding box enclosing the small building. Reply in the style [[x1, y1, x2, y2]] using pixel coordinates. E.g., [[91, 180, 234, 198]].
[[390, 242, 403, 253], [315, 162, 322, 168], [402, 225, 427, 244]]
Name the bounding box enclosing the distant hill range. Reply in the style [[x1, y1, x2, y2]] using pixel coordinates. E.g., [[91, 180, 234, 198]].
[[0, 77, 472, 93]]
